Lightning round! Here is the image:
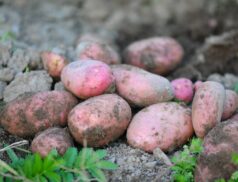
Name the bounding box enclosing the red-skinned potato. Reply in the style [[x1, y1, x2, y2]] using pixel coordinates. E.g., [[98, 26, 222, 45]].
[[111, 64, 174, 107], [68, 94, 132, 147], [192, 81, 225, 138], [127, 102, 193, 153], [195, 119, 238, 181], [76, 41, 121, 65], [171, 78, 194, 103], [124, 37, 184, 75], [61, 60, 115, 99], [231, 113, 238, 121], [222, 90, 238, 120], [194, 81, 203, 92], [0, 91, 78, 137], [31, 127, 74, 157], [41, 51, 68, 78]]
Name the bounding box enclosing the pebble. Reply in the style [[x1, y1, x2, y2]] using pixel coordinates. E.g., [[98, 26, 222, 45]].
[[3, 70, 53, 102], [153, 147, 172, 166], [0, 81, 7, 100], [0, 68, 15, 82]]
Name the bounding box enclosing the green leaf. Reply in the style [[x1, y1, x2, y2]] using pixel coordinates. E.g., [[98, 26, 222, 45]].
[[42, 149, 61, 171], [96, 161, 118, 170], [232, 153, 238, 165], [88, 167, 106, 182], [39, 176, 48, 182], [75, 171, 90, 182], [215, 179, 226, 182], [0, 159, 18, 176], [190, 138, 203, 154], [81, 148, 94, 166], [0, 31, 16, 42], [61, 172, 74, 182], [32, 153, 42, 175], [63, 147, 78, 168], [231, 171, 238, 180], [173, 174, 188, 182], [6, 148, 19, 163], [234, 83, 238, 94], [42, 154, 54, 170], [44, 171, 61, 182], [95, 150, 107, 160], [23, 155, 33, 177]]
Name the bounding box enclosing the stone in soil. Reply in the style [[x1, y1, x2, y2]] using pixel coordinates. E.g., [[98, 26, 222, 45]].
[[54, 81, 66, 91], [0, 42, 12, 67], [0, 68, 15, 82], [3, 70, 53, 102], [0, 81, 7, 100], [207, 73, 238, 90]]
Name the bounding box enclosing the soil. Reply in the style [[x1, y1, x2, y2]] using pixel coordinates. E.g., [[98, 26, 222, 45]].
[[0, 0, 238, 181]]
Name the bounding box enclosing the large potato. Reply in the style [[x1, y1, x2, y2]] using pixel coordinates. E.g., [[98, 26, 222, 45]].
[[61, 60, 115, 99], [195, 119, 238, 181], [123, 37, 184, 75], [111, 64, 174, 107], [192, 81, 225, 138], [68, 94, 132, 147], [127, 102, 193, 153], [0, 91, 78, 137], [222, 90, 238, 120], [31, 127, 74, 157]]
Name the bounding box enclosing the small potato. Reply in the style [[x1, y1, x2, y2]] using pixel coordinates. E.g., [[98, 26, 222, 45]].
[[31, 127, 74, 157], [127, 102, 193, 153], [123, 37, 184, 75], [68, 94, 132, 147], [61, 60, 115, 99], [192, 81, 225, 138], [171, 78, 194, 103], [0, 91, 78, 137], [111, 64, 174, 107], [41, 51, 68, 78], [76, 41, 121, 65], [195, 119, 238, 181], [222, 90, 238, 120]]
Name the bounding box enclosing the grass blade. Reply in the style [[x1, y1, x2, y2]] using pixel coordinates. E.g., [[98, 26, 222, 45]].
[[0, 159, 18, 176]]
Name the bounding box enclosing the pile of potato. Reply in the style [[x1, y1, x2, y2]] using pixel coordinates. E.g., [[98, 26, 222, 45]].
[[1, 36, 238, 156]]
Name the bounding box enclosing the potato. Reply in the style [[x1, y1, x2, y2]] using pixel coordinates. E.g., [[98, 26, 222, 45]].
[[111, 64, 174, 107], [31, 127, 74, 157], [127, 102, 193, 153], [171, 78, 194, 103], [41, 51, 68, 78], [123, 37, 184, 75], [192, 81, 225, 138], [76, 41, 121, 65], [194, 80, 203, 92], [231, 113, 238, 121], [195, 119, 238, 181], [61, 60, 115, 99], [222, 90, 238, 120], [0, 91, 78, 137], [68, 94, 132, 147]]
